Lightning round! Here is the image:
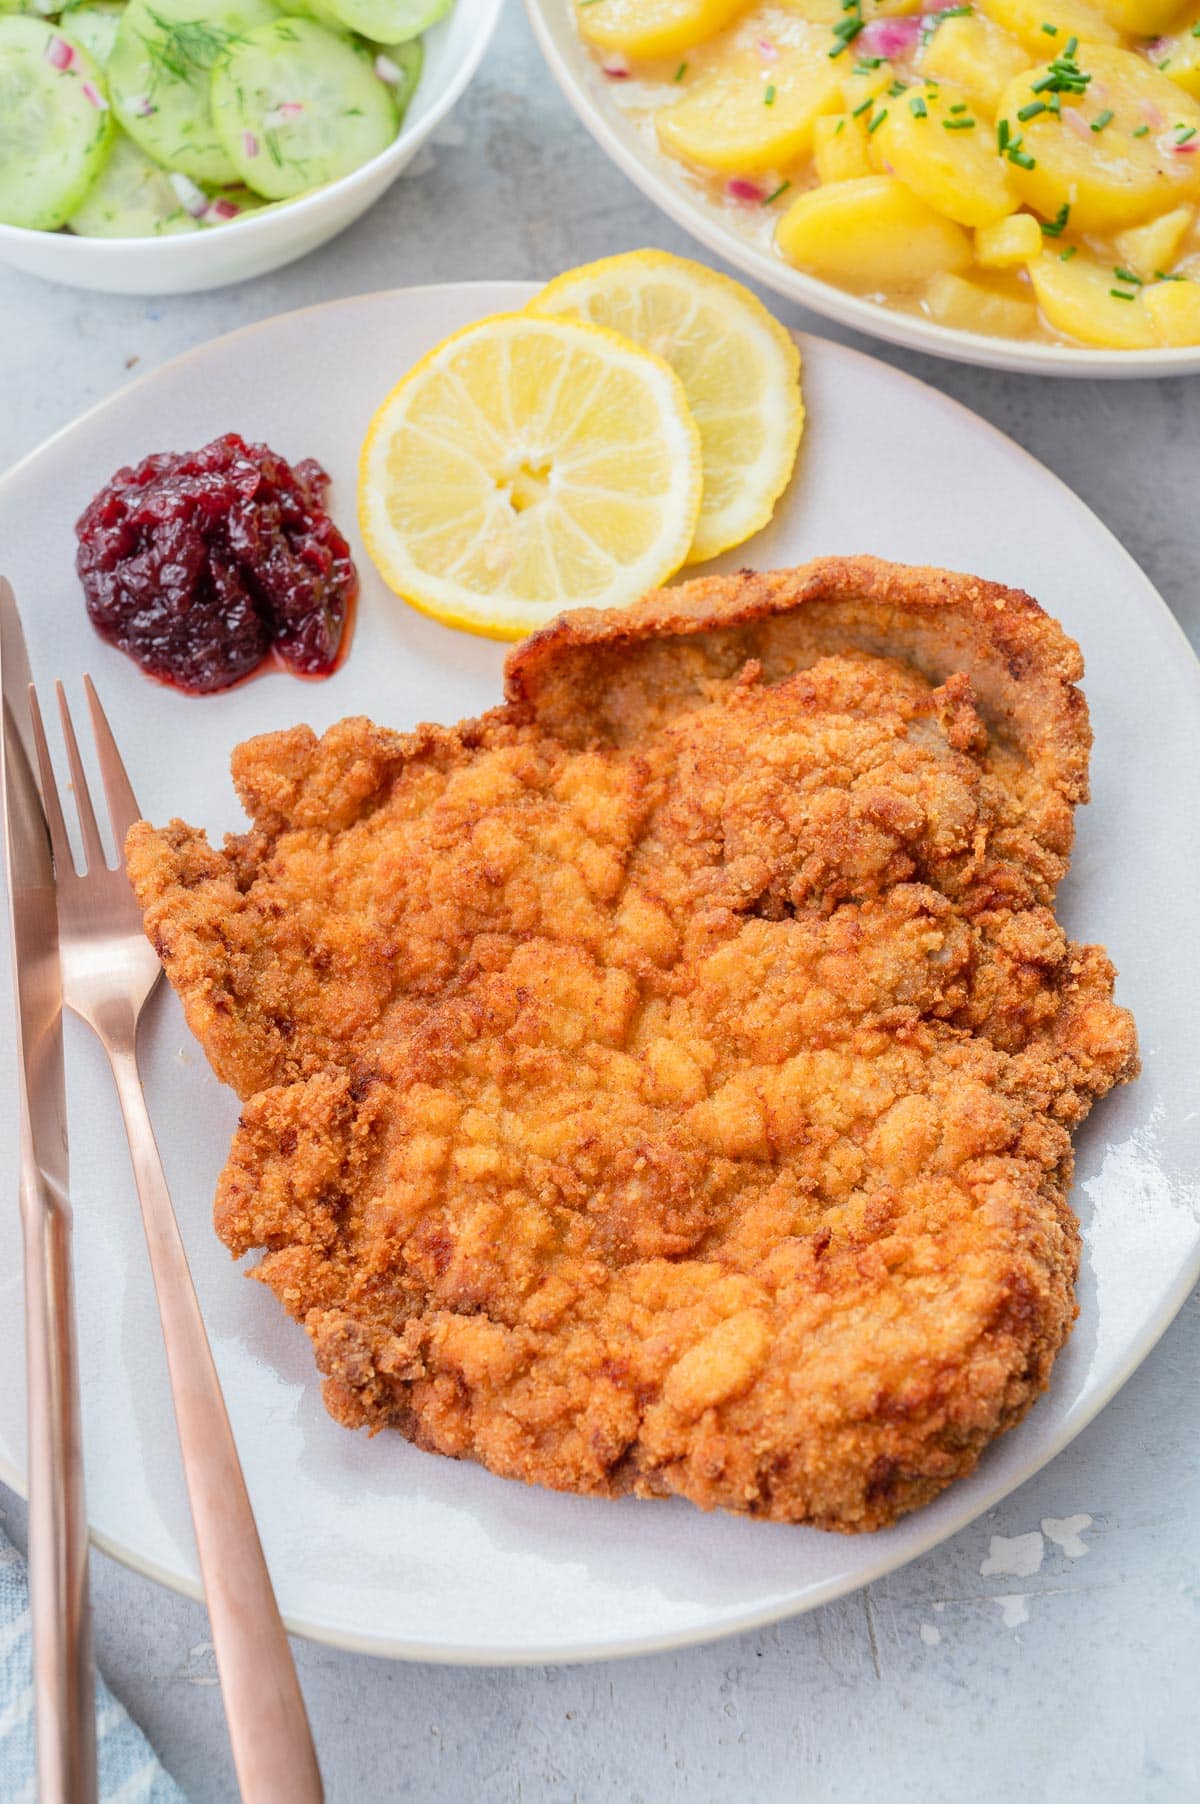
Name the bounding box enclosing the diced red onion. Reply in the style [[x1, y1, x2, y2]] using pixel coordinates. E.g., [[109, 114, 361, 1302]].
[[169, 172, 209, 218], [135, 94, 157, 117], [1164, 132, 1197, 154], [757, 37, 778, 60], [1143, 36, 1169, 58], [242, 130, 260, 158], [205, 198, 241, 222], [374, 52, 402, 84], [726, 177, 766, 203], [44, 34, 75, 71], [276, 100, 304, 118], [858, 15, 922, 58], [80, 80, 107, 110], [601, 53, 630, 78], [1141, 101, 1165, 128]]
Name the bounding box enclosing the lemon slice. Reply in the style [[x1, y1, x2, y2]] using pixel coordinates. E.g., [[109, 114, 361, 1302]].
[[358, 312, 702, 640], [530, 250, 804, 565]]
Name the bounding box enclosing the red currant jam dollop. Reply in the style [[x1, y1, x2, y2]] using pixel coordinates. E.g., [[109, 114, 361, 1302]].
[[75, 433, 358, 694]]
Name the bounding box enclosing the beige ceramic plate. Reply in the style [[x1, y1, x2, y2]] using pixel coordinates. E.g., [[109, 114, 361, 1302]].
[[524, 0, 1200, 380], [0, 284, 1197, 1663]]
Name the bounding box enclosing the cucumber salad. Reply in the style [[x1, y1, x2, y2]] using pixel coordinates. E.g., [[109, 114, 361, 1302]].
[[0, 0, 450, 236]]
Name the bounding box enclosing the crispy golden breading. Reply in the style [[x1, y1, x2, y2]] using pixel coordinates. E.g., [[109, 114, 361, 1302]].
[[128, 557, 1138, 1531]]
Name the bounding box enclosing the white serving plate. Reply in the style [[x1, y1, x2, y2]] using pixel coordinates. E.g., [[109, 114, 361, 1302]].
[[524, 0, 1200, 380], [0, 282, 1197, 1664], [0, 0, 503, 295]]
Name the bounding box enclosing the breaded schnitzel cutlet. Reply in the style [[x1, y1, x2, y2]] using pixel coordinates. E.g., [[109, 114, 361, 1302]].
[[127, 556, 1138, 1531]]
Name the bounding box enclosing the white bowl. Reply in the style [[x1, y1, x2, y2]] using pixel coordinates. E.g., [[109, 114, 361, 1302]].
[[0, 0, 504, 295], [525, 0, 1200, 379]]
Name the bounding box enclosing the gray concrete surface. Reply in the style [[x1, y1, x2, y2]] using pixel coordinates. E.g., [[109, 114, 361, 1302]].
[[1, 4, 1197, 1800]]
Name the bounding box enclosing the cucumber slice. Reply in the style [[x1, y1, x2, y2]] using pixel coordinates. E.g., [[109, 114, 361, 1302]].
[[277, 0, 345, 24], [211, 18, 398, 200], [68, 127, 202, 235], [0, 17, 114, 229], [60, 3, 125, 67], [372, 35, 422, 120], [323, 0, 450, 45], [108, 0, 279, 186]]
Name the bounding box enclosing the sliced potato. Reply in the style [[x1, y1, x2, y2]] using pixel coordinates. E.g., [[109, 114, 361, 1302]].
[[1113, 205, 1195, 277], [871, 84, 1020, 226], [1153, 32, 1200, 102], [978, 0, 1118, 53], [1087, 0, 1191, 36], [575, 0, 752, 58], [1028, 247, 1158, 343], [657, 29, 843, 173], [920, 15, 1034, 113], [776, 174, 973, 285], [925, 269, 1039, 332], [813, 111, 872, 182], [975, 210, 1045, 262], [1142, 274, 1200, 341], [998, 47, 1200, 232]]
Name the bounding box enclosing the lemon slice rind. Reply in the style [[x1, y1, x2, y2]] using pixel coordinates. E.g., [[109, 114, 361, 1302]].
[[530, 250, 804, 565]]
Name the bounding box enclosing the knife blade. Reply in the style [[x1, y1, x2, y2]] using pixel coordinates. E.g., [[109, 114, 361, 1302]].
[[0, 577, 97, 1804]]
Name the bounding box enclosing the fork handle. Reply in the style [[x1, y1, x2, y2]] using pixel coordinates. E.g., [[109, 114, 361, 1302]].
[[107, 1045, 323, 1804], [22, 1178, 97, 1804]]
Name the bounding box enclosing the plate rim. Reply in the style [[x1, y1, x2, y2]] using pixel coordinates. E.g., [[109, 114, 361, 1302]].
[[522, 0, 1200, 382], [1, 281, 1198, 1666]]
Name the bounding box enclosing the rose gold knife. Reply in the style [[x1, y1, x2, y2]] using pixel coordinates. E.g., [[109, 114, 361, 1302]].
[[0, 577, 97, 1804]]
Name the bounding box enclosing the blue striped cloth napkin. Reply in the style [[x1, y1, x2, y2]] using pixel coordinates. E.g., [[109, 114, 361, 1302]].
[[0, 1525, 185, 1803]]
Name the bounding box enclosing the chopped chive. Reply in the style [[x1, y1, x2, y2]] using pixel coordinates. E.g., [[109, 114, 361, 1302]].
[[1177, 125, 1198, 143], [1009, 147, 1036, 168], [1154, 270, 1186, 281], [761, 180, 791, 205], [1113, 265, 1143, 284], [1132, 123, 1150, 136], [852, 95, 873, 115], [673, 60, 687, 80], [888, 79, 908, 95], [1064, 34, 1077, 53], [997, 117, 1010, 150], [1109, 288, 1136, 301], [764, 83, 776, 104], [1041, 19, 1058, 31], [1018, 100, 1047, 120], [943, 116, 976, 128], [1041, 202, 1070, 236], [1091, 108, 1114, 131], [835, 116, 845, 132], [868, 107, 888, 132], [910, 94, 928, 117], [949, 100, 968, 112], [1059, 245, 1077, 260]]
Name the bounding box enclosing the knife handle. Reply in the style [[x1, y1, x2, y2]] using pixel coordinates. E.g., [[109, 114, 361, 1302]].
[[21, 1178, 97, 1804]]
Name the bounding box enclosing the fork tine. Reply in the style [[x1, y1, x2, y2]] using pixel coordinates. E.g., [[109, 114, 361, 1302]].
[[27, 684, 76, 880], [55, 681, 107, 872], [83, 675, 143, 855]]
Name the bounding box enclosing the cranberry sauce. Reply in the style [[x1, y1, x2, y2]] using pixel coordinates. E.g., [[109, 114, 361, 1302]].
[[75, 433, 358, 694]]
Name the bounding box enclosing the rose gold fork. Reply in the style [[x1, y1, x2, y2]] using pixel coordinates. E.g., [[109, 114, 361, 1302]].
[[29, 675, 323, 1804]]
